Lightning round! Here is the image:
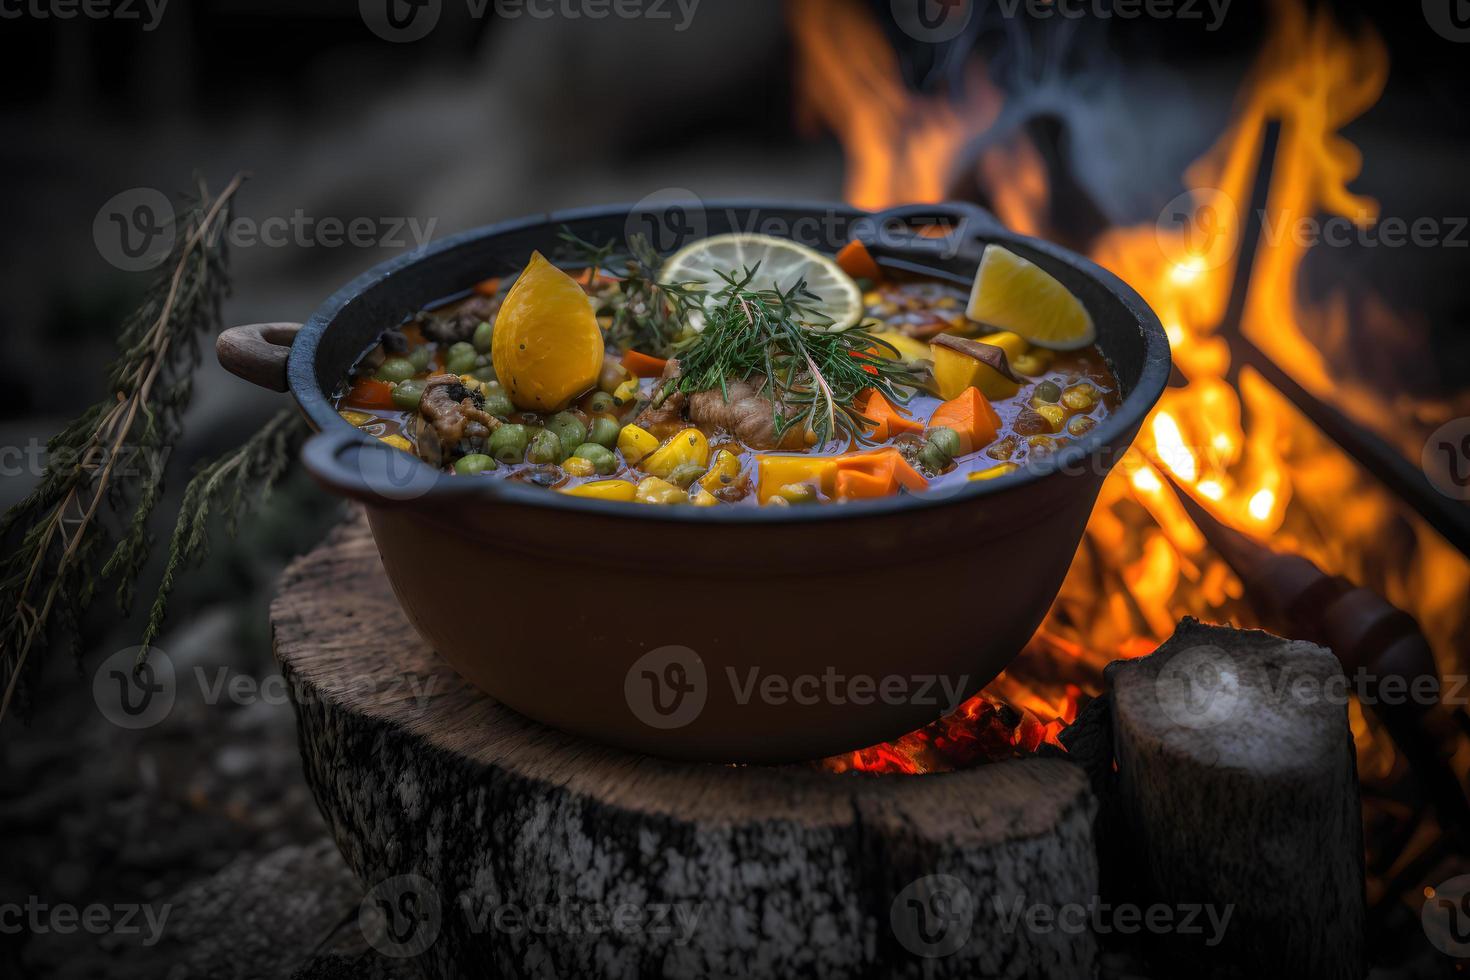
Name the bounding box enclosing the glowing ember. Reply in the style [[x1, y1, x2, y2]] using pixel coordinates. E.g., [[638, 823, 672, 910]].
[[803, 0, 1470, 776]]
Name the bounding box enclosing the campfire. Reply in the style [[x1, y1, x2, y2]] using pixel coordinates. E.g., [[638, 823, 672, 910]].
[[801, 0, 1470, 845]]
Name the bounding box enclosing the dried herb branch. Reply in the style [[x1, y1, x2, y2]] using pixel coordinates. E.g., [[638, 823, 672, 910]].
[[557, 229, 705, 357], [140, 408, 309, 655], [0, 174, 245, 719], [663, 266, 923, 447]]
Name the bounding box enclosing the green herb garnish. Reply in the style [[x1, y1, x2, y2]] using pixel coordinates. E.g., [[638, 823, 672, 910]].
[[662, 266, 922, 448], [557, 229, 704, 358]]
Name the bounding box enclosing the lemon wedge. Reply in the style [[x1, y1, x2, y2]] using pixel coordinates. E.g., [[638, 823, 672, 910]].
[[965, 244, 1095, 351], [661, 233, 864, 331], [492, 251, 605, 412]]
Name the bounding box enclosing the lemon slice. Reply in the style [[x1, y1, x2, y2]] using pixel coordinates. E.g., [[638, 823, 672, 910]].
[[661, 233, 864, 331], [966, 244, 1095, 350]]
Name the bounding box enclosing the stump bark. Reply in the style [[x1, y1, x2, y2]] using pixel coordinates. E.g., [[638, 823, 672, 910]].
[[1105, 618, 1365, 980], [272, 516, 1101, 980]]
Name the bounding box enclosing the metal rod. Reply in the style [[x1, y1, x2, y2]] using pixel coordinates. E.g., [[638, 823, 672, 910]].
[[1218, 120, 1470, 555]]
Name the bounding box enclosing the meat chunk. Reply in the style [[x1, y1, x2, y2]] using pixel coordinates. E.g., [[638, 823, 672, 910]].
[[413, 374, 500, 466], [633, 357, 689, 440], [416, 294, 502, 345], [688, 375, 808, 451]]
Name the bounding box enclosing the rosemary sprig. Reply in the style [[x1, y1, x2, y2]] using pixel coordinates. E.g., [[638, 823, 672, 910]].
[[0, 174, 244, 720], [140, 408, 309, 655], [664, 266, 922, 447], [557, 229, 704, 357]]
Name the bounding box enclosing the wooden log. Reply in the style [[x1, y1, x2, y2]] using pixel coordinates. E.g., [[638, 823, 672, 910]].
[[1105, 618, 1365, 979], [271, 515, 1101, 979]]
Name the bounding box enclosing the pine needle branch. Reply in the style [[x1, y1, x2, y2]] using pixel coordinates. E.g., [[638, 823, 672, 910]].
[[0, 173, 245, 720]]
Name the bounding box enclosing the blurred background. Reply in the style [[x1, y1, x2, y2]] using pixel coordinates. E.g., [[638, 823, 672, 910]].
[[1, 0, 1467, 976]]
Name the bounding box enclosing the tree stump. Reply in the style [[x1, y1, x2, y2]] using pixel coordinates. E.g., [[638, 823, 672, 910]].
[[271, 515, 1101, 980], [1105, 618, 1365, 979]]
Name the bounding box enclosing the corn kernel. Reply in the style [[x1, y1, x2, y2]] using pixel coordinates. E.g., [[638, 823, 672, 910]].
[[1010, 353, 1046, 377], [612, 378, 641, 406], [617, 424, 661, 466], [1067, 415, 1098, 437], [689, 486, 721, 506], [634, 476, 685, 505], [561, 479, 637, 502], [562, 456, 597, 477], [1028, 435, 1061, 456], [339, 410, 376, 427], [1036, 405, 1066, 432], [699, 449, 742, 493], [379, 434, 412, 452], [642, 428, 711, 479], [1062, 384, 1099, 411], [970, 462, 1019, 482]]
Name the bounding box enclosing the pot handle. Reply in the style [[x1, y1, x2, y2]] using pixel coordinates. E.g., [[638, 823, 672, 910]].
[[216, 322, 302, 393], [868, 201, 1006, 255], [301, 425, 446, 508]]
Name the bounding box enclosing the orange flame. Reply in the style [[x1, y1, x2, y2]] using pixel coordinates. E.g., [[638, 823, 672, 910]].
[[799, 0, 1470, 776]]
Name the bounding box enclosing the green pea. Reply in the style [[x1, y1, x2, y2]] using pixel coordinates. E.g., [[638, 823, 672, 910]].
[[527, 428, 563, 464], [919, 442, 951, 474], [482, 390, 515, 419], [547, 412, 588, 457], [391, 379, 426, 411], [408, 346, 432, 371], [446, 342, 478, 376], [472, 365, 498, 383], [587, 416, 621, 449], [586, 391, 616, 415], [571, 443, 617, 476], [927, 426, 963, 460], [1035, 380, 1062, 403], [376, 357, 416, 383], [490, 424, 530, 464], [454, 453, 496, 475], [666, 462, 708, 489], [472, 320, 494, 353]]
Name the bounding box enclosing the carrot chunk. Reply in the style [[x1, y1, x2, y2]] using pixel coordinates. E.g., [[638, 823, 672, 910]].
[[854, 389, 924, 442], [835, 448, 927, 497], [621, 350, 669, 378], [836, 239, 882, 283], [928, 387, 1001, 454], [343, 378, 396, 410]]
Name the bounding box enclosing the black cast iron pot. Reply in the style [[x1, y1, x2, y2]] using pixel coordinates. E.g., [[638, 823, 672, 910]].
[[217, 200, 1169, 763]]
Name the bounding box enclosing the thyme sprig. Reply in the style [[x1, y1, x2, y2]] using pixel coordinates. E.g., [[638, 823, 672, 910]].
[[557, 229, 704, 357], [663, 266, 922, 447], [139, 408, 309, 656], [0, 174, 243, 720]]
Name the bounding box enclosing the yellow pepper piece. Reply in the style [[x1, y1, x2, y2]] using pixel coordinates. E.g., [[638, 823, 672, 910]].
[[689, 486, 721, 506], [339, 409, 376, 427], [612, 378, 641, 407], [755, 455, 837, 504], [635, 476, 686, 505], [562, 479, 637, 502], [698, 449, 742, 493], [869, 329, 932, 364], [976, 330, 1028, 361], [970, 462, 1020, 482], [930, 337, 1021, 402], [1035, 404, 1066, 432], [379, 434, 412, 452], [491, 251, 604, 412], [617, 424, 661, 466], [642, 428, 710, 479]]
